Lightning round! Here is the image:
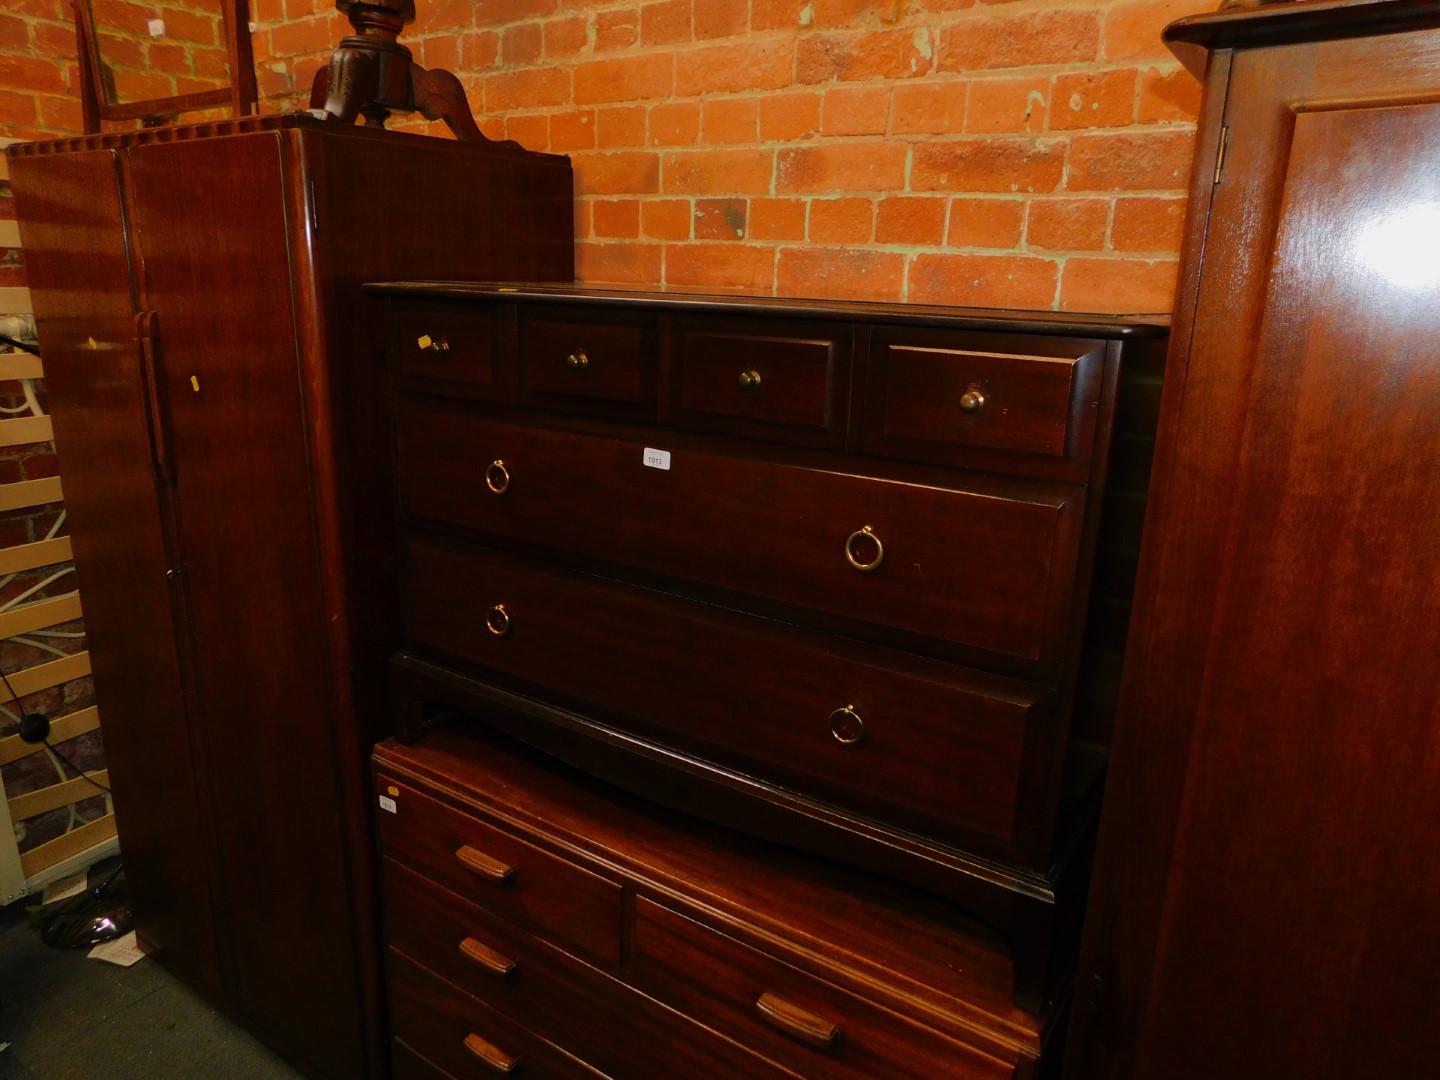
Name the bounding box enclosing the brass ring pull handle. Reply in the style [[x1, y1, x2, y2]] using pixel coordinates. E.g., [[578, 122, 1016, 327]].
[[462, 1032, 521, 1074], [485, 459, 511, 495], [455, 844, 516, 883], [566, 349, 589, 370], [828, 706, 865, 747], [416, 333, 450, 354], [843, 526, 884, 572], [755, 992, 841, 1049], [459, 936, 518, 978], [959, 387, 986, 414], [486, 604, 511, 638], [738, 369, 762, 391]]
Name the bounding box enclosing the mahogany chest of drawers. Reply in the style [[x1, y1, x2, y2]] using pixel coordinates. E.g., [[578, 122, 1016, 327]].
[[370, 285, 1166, 1077]]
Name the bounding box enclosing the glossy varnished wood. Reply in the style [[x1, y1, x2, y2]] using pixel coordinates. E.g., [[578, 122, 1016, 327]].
[[1068, 5, 1440, 1079]]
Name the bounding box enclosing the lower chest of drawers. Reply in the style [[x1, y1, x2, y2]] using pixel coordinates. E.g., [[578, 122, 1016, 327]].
[[375, 730, 1047, 1080]]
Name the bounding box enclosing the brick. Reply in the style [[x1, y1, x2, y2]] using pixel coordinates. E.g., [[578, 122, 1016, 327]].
[[663, 148, 773, 195], [912, 139, 1065, 194], [550, 110, 597, 151], [1051, 69, 1139, 131], [694, 0, 749, 40], [485, 67, 570, 112], [575, 55, 673, 105], [1059, 256, 1179, 312], [810, 198, 874, 244], [811, 0, 907, 27], [1067, 131, 1195, 191], [544, 16, 588, 60], [574, 198, 592, 238], [502, 23, 544, 66], [0, 56, 67, 96], [676, 40, 794, 97], [158, 9, 220, 47], [573, 151, 662, 195], [462, 30, 500, 69], [776, 143, 907, 193], [1138, 65, 1202, 123], [595, 9, 639, 52], [593, 199, 641, 239], [269, 15, 334, 57], [876, 196, 947, 246], [909, 252, 1058, 308], [1027, 198, 1110, 251], [947, 197, 1024, 248], [759, 92, 822, 142], [940, 11, 1100, 73], [648, 101, 701, 146], [145, 43, 191, 76], [0, 15, 27, 52], [821, 86, 891, 137], [1112, 196, 1187, 253], [577, 240, 664, 285], [695, 199, 748, 240], [776, 247, 906, 302], [703, 98, 759, 144], [892, 82, 967, 136], [473, 0, 560, 28], [420, 35, 461, 72], [966, 77, 1048, 134], [641, 199, 692, 240], [749, 198, 808, 242], [505, 114, 550, 152], [753, 1, 812, 30], [1104, 0, 1214, 63], [798, 27, 936, 83], [666, 243, 774, 292], [597, 106, 647, 148], [641, 0, 691, 46], [97, 32, 147, 71]]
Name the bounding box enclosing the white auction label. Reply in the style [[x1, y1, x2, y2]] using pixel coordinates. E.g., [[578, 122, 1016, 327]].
[[643, 447, 671, 470], [378, 795, 397, 814]]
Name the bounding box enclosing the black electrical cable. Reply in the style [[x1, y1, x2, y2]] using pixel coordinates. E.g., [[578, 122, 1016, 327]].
[[0, 334, 40, 356], [1, 662, 111, 794]]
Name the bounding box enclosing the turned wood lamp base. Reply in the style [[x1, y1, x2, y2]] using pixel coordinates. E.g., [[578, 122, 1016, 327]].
[[310, 0, 509, 145]]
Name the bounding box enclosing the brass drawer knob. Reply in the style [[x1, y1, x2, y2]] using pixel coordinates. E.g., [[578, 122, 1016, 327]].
[[959, 387, 986, 414], [755, 992, 842, 1048], [459, 936, 518, 979], [485, 459, 511, 495], [828, 706, 865, 747], [416, 333, 449, 354], [566, 349, 589, 370], [843, 525, 884, 572], [462, 1032, 521, 1074], [486, 604, 511, 637], [455, 844, 516, 882], [738, 369, 762, 391]]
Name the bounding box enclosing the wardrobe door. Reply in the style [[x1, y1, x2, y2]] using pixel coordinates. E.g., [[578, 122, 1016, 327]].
[[1071, 26, 1440, 1080], [9, 149, 223, 995], [124, 133, 366, 1080]]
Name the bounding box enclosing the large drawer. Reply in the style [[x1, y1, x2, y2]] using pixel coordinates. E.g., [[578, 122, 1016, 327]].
[[397, 408, 1085, 663], [405, 538, 1055, 856], [384, 858, 798, 1080], [376, 779, 623, 964], [631, 896, 1016, 1080]]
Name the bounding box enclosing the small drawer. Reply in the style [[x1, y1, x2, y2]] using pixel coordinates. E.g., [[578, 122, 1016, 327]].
[[866, 327, 1107, 479], [672, 317, 851, 449], [518, 306, 657, 421], [389, 950, 604, 1079], [384, 859, 798, 1080], [405, 539, 1054, 859], [392, 1040, 454, 1080], [392, 301, 510, 400], [376, 780, 622, 964], [632, 898, 1015, 1080]]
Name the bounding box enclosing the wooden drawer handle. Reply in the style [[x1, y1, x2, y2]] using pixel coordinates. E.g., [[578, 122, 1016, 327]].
[[456, 844, 516, 882], [459, 936, 518, 978], [755, 992, 841, 1049], [463, 1032, 521, 1074]]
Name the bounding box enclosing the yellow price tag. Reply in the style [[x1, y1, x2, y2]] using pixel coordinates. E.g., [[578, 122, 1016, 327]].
[[416, 334, 432, 350]]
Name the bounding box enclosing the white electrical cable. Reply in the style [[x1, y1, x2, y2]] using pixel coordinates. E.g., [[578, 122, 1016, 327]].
[[0, 568, 75, 613], [21, 378, 43, 418]]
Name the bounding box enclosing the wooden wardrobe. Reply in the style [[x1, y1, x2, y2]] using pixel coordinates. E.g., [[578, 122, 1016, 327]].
[[6, 116, 572, 1079], [1065, 2, 1440, 1076]]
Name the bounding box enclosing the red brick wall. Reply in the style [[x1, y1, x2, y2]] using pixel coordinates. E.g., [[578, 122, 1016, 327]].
[[2, 0, 1213, 312]]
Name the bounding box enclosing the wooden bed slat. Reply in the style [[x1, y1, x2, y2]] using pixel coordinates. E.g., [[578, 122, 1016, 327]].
[[0, 536, 72, 576], [19, 813, 116, 878], [0, 477, 64, 511], [0, 591, 81, 639], [0, 706, 101, 766], [8, 769, 109, 820]]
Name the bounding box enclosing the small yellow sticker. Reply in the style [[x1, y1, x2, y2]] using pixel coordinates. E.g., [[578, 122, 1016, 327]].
[[386, 785, 399, 797], [190, 375, 200, 392], [416, 334, 432, 350]]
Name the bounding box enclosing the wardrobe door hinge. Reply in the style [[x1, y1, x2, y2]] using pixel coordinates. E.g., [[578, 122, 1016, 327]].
[[1213, 125, 1231, 185]]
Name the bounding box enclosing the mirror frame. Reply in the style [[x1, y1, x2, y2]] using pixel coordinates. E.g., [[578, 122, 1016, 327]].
[[74, 0, 258, 131]]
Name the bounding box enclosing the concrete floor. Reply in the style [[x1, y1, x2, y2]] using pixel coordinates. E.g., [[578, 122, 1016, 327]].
[[0, 897, 304, 1080]]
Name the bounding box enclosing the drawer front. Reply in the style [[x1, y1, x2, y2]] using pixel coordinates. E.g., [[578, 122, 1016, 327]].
[[393, 301, 510, 400], [632, 897, 1016, 1080], [672, 317, 851, 449], [406, 539, 1053, 853], [376, 779, 622, 964], [393, 1040, 458, 1080], [866, 328, 1106, 478], [398, 409, 1084, 662], [389, 950, 605, 1079], [518, 306, 657, 420], [384, 859, 799, 1080]]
